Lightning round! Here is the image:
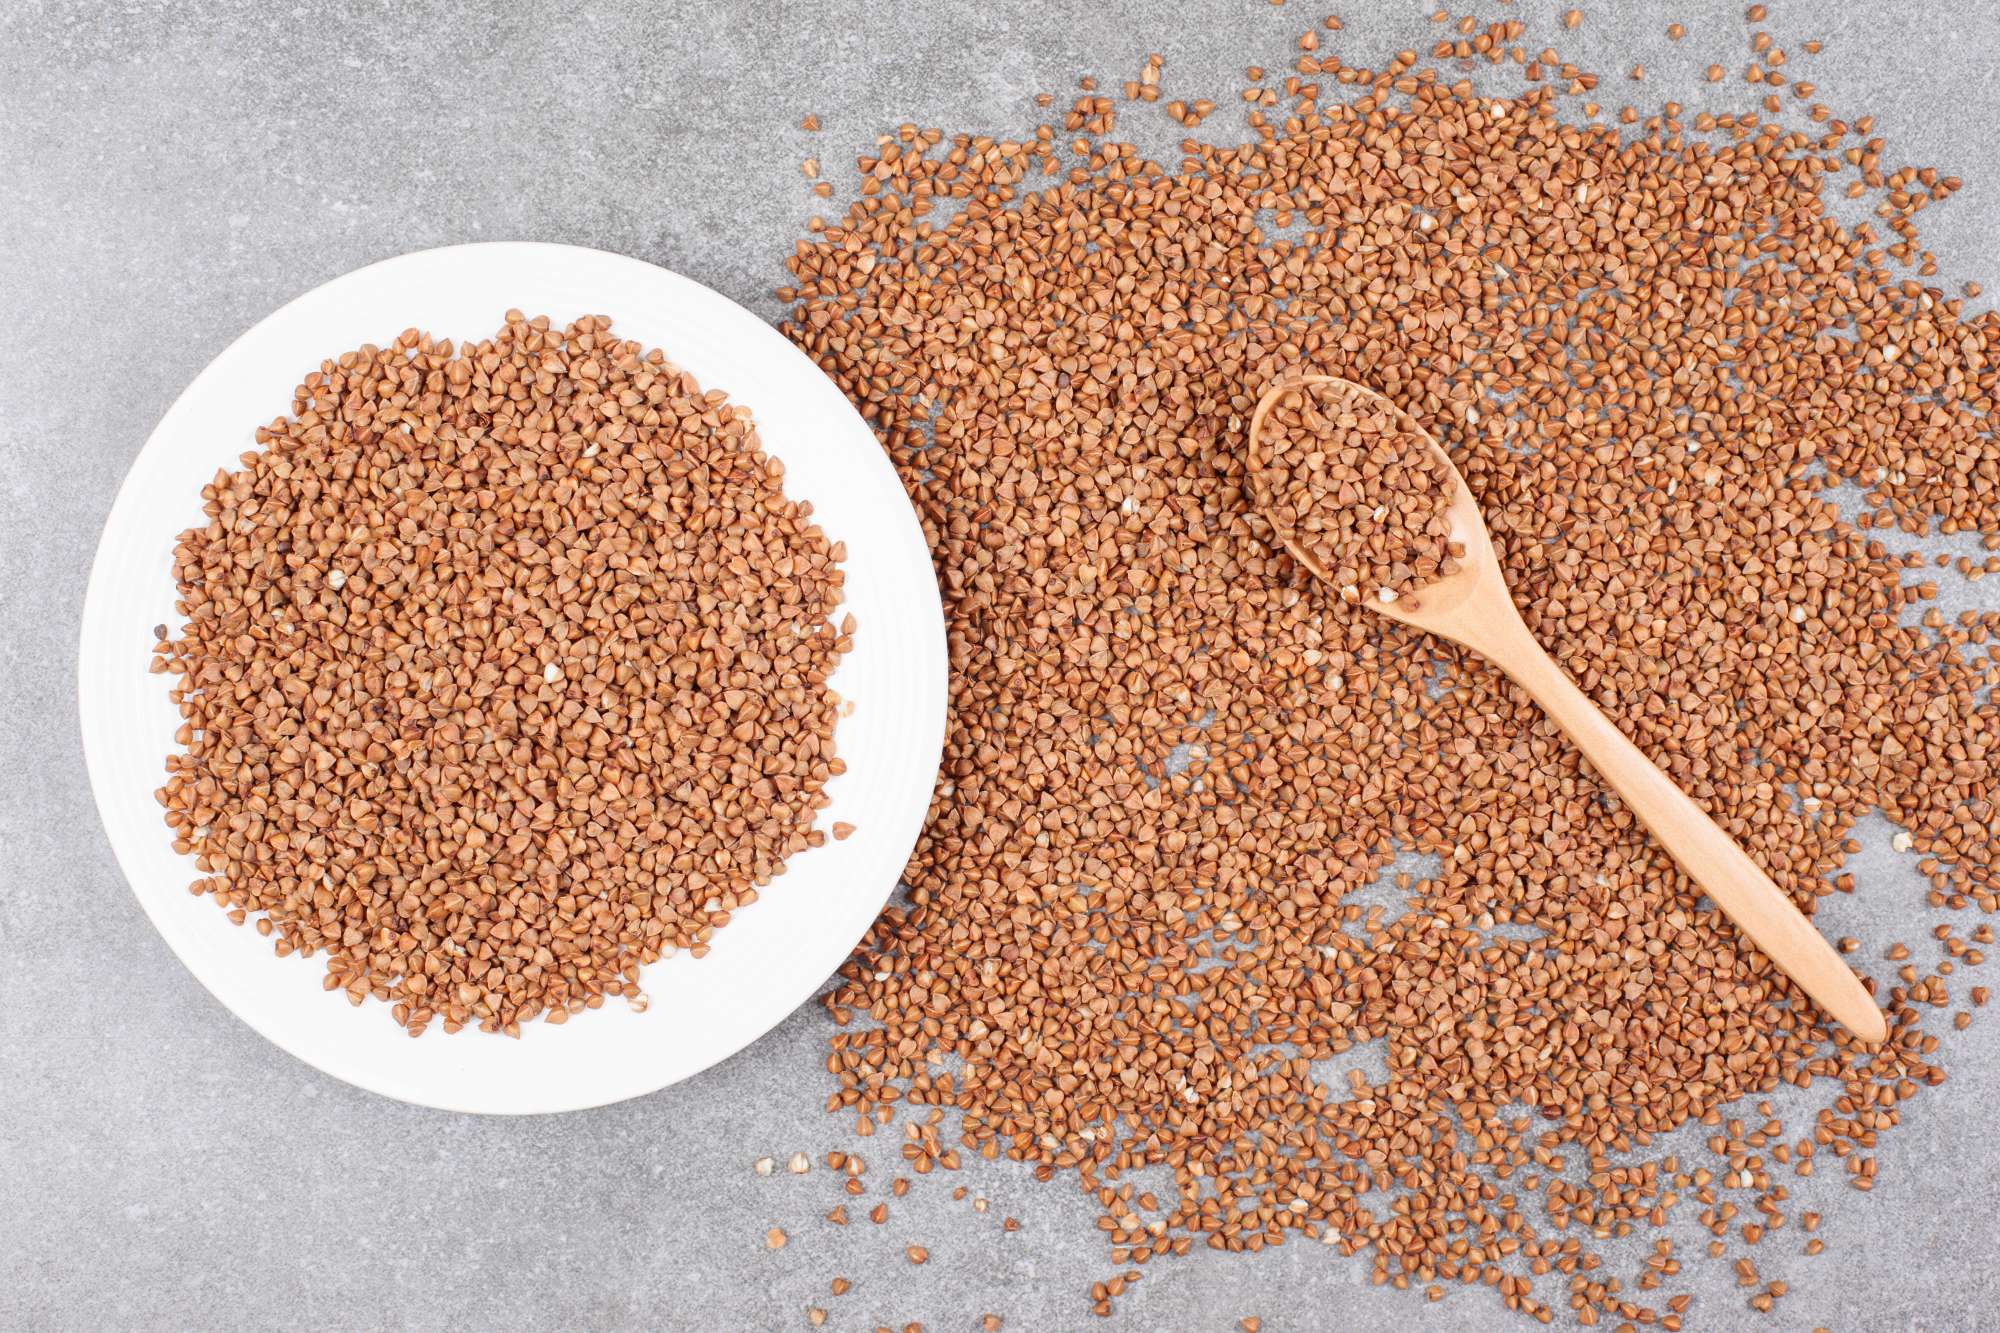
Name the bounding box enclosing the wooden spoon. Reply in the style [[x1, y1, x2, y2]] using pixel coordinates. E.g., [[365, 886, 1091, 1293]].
[[1248, 373, 1888, 1044]]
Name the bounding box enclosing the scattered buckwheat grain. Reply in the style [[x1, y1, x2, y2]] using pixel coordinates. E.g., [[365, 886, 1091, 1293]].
[[767, 6, 2000, 1325]]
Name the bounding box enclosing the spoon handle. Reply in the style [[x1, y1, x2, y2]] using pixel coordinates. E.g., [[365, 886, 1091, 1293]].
[[1472, 610, 1888, 1044]]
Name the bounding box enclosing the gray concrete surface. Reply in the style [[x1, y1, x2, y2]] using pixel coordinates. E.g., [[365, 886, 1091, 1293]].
[[5, 1, 2000, 1329]]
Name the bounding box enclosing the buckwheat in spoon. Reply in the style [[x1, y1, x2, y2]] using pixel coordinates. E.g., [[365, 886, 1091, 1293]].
[[1249, 374, 1889, 1043]]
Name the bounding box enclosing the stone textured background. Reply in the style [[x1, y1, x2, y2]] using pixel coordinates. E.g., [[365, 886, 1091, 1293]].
[[5, 1, 1999, 1329]]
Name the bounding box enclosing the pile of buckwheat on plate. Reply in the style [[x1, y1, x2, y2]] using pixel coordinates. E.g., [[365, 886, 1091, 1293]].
[[776, 6, 2000, 1324], [154, 312, 852, 1037]]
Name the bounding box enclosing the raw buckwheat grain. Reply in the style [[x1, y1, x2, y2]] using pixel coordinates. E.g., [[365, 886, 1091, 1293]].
[[778, 5, 2000, 1324], [154, 312, 851, 1037], [1252, 378, 1463, 604]]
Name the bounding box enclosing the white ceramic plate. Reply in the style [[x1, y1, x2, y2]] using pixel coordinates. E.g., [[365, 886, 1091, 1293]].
[[79, 243, 946, 1114]]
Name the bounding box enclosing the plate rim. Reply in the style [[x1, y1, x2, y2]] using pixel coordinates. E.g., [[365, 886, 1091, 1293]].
[[76, 240, 945, 1114]]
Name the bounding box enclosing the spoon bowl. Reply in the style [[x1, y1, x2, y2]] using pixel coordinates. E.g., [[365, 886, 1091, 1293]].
[[1248, 372, 1888, 1044], [1248, 373, 1500, 634]]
